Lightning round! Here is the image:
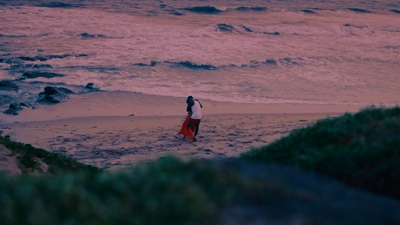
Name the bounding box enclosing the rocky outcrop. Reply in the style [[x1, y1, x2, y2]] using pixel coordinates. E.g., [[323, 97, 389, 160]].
[[3, 103, 23, 115], [38, 86, 74, 104], [85, 83, 101, 92]]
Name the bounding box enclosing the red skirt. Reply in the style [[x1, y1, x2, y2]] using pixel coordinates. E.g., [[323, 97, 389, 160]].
[[178, 115, 195, 139]]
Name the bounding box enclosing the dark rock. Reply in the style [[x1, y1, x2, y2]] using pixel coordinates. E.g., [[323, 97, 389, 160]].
[[38, 86, 71, 104], [390, 9, 400, 14], [9, 103, 22, 110], [0, 58, 4, 63], [3, 108, 18, 115], [86, 83, 94, 89], [20, 102, 31, 107], [3, 103, 22, 115], [40, 86, 62, 96], [38, 95, 62, 104], [22, 71, 65, 79], [0, 80, 18, 91]]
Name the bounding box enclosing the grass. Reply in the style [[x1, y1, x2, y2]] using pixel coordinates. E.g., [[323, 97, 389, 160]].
[[0, 135, 99, 174], [240, 106, 400, 199], [0, 157, 308, 225]]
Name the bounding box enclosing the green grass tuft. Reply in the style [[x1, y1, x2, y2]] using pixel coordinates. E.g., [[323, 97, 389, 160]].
[[0, 157, 302, 225], [240, 106, 400, 199], [0, 135, 100, 174]]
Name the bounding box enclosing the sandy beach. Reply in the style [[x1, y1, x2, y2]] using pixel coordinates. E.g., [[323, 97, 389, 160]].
[[0, 91, 367, 170]]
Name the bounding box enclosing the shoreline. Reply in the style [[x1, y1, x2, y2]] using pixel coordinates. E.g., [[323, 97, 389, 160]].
[[0, 91, 370, 124]]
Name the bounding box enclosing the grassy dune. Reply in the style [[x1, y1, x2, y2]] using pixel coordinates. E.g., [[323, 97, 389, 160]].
[[241, 107, 400, 199], [1, 107, 399, 224], [0, 157, 313, 225], [0, 135, 99, 174]]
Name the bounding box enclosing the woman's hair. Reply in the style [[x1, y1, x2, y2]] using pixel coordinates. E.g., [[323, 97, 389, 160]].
[[186, 96, 193, 103]]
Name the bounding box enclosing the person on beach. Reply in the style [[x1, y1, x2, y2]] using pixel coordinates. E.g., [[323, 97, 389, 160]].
[[178, 96, 203, 141]]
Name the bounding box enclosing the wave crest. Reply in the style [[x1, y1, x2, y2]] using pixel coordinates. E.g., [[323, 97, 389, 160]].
[[183, 6, 225, 14]]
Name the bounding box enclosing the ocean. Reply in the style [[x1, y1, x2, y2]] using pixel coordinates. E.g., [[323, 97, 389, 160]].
[[1, 0, 400, 111]]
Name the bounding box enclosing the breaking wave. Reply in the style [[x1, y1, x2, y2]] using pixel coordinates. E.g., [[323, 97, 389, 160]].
[[183, 6, 226, 14]]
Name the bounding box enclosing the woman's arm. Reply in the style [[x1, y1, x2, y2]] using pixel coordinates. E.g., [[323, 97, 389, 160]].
[[196, 99, 203, 108]]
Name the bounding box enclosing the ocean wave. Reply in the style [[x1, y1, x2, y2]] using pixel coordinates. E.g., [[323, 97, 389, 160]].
[[242, 25, 253, 33], [390, 9, 400, 14], [133, 62, 157, 67], [80, 33, 106, 38], [167, 61, 218, 70], [61, 66, 120, 73], [6, 64, 53, 70], [21, 71, 65, 79], [235, 6, 267, 11], [183, 6, 225, 14], [35, 2, 82, 8], [301, 9, 316, 14], [216, 24, 235, 32], [240, 25, 281, 35], [236, 23, 382, 36], [164, 9, 185, 16], [130, 59, 283, 70], [343, 24, 367, 29], [0, 34, 29, 38], [347, 8, 372, 13], [2, 54, 89, 64]]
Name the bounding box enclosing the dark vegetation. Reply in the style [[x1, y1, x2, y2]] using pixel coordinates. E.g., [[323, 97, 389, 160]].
[[0, 157, 315, 225], [0, 135, 99, 174], [241, 107, 400, 200]]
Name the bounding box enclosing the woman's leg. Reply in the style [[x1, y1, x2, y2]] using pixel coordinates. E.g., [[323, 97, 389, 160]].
[[194, 121, 200, 137]]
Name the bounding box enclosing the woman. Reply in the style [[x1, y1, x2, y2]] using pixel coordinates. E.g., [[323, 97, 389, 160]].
[[178, 96, 203, 141]]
